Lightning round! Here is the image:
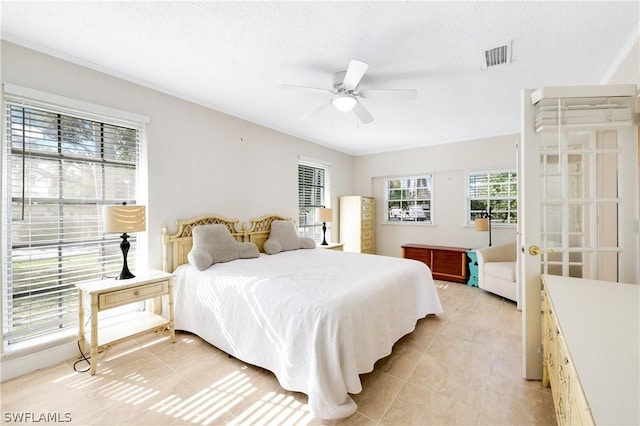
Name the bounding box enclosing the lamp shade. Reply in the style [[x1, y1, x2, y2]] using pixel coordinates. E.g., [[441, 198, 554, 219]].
[[475, 217, 489, 232], [103, 205, 146, 234], [317, 208, 333, 223]]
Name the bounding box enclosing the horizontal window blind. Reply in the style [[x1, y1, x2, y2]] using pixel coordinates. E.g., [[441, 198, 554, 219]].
[[298, 162, 327, 242], [3, 99, 141, 346]]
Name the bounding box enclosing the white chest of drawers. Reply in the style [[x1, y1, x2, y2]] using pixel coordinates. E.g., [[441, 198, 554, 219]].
[[339, 195, 375, 254], [542, 274, 639, 426]]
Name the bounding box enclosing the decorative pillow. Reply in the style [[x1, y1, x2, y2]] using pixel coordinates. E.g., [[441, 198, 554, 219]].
[[300, 237, 316, 249], [188, 224, 259, 270], [264, 220, 317, 254], [269, 220, 301, 252], [187, 247, 214, 271], [238, 241, 260, 259], [263, 239, 282, 255]]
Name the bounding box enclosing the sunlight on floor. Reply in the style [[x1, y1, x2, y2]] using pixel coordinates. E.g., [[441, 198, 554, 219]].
[[228, 391, 315, 426]]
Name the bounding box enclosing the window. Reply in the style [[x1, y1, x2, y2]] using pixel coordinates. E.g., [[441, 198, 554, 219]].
[[468, 170, 517, 224], [385, 175, 433, 223], [2, 95, 144, 348], [298, 161, 329, 242]]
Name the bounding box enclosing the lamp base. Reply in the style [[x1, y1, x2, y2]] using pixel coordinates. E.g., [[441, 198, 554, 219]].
[[116, 266, 135, 280], [321, 222, 328, 245], [116, 233, 136, 280]]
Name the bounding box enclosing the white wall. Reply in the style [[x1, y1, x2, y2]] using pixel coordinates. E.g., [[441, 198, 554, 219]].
[[1, 41, 355, 271], [353, 135, 519, 257]]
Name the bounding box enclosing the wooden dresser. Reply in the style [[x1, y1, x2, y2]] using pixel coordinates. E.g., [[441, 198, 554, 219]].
[[401, 244, 469, 283], [542, 274, 639, 426], [339, 196, 375, 254]]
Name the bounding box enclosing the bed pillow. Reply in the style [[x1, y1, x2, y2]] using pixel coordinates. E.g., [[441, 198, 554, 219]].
[[300, 237, 316, 249], [263, 239, 282, 255], [264, 220, 317, 254], [188, 224, 259, 270], [187, 247, 214, 270], [238, 241, 260, 259]]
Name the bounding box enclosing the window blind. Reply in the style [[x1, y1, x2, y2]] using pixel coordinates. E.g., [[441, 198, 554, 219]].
[[298, 162, 327, 242], [3, 99, 141, 346]]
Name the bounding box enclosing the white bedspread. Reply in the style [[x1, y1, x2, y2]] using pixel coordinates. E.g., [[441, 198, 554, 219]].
[[173, 249, 442, 419]]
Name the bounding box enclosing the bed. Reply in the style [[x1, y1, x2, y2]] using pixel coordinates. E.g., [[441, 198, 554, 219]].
[[161, 214, 443, 419]]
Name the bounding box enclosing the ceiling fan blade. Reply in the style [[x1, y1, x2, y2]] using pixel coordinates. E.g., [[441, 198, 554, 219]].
[[301, 101, 332, 120], [342, 60, 369, 90], [280, 84, 333, 93], [358, 88, 418, 100], [353, 100, 374, 124]]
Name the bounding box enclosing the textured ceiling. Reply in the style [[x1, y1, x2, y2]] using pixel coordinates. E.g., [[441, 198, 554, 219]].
[[1, 1, 638, 155]]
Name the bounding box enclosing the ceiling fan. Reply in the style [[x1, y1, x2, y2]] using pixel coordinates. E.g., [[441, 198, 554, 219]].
[[282, 60, 418, 125]]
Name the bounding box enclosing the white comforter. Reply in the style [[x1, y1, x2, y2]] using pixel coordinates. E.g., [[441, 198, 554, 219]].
[[173, 248, 443, 419]]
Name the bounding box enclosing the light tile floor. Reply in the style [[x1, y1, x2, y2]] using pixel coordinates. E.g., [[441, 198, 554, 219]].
[[1, 281, 556, 425]]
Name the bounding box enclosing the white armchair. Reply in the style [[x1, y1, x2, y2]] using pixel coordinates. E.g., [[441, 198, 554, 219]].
[[476, 241, 518, 302]]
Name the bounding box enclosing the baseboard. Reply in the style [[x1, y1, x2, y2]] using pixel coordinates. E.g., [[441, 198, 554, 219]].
[[1, 340, 78, 382]]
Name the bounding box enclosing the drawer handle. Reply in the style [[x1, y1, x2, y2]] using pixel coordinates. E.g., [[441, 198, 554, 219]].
[[134, 290, 140, 296]]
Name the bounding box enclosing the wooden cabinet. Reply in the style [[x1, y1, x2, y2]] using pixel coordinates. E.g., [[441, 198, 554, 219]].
[[339, 196, 375, 254], [401, 244, 469, 283], [542, 275, 639, 426]]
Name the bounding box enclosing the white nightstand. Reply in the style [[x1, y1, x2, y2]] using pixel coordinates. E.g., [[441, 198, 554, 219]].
[[317, 242, 344, 251], [76, 270, 175, 374]]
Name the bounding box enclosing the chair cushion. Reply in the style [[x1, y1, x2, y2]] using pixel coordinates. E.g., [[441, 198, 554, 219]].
[[484, 261, 516, 282]]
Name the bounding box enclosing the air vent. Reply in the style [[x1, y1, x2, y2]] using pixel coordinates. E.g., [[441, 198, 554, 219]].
[[483, 42, 512, 69]]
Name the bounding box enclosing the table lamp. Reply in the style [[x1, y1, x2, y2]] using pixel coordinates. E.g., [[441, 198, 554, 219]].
[[317, 208, 333, 246], [103, 203, 146, 279], [475, 207, 492, 246]]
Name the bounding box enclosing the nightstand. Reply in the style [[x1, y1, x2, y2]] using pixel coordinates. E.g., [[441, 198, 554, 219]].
[[317, 242, 344, 251], [76, 270, 175, 374]]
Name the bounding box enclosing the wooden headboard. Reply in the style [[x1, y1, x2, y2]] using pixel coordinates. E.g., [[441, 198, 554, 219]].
[[162, 214, 290, 272]]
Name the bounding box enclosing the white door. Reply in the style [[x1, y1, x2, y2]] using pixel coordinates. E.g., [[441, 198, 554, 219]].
[[519, 85, 638, 379]]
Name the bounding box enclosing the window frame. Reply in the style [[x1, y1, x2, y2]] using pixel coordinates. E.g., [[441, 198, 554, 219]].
[[297, 159, 330, 243], [467, 168, 518, 226], [1, 85, 148, 351], [384, 174, 434, 225]]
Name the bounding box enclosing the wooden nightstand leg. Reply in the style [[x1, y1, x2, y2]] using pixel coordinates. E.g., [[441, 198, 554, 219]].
[[168, 279, 175, 343], [90, 296, 98, 375], [78, 289, 86, 354]]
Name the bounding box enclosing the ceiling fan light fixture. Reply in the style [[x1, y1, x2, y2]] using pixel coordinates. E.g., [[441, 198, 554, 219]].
[[332, 94, 357, 112]]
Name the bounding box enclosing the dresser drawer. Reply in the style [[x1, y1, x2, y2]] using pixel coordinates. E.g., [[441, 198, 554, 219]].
[[361, 197, 374, 207], [569, 374, 594, 425], [99, 281, 168, 309], [361, 238, 375, 251], [362, 229, 374, 240], [361, 218, 374, 229]]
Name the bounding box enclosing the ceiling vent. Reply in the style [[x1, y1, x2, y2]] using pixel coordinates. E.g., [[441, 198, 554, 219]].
[[483, 42, 512, 69]]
